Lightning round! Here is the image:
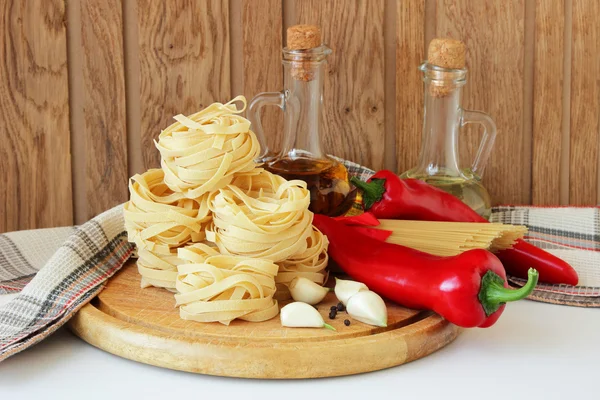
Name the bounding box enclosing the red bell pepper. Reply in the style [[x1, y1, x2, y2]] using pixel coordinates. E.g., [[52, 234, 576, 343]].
[[350, 171, 579, 286], [314, 214, 538, 328]]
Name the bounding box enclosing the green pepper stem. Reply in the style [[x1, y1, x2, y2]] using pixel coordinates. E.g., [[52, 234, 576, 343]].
[[479, 268, 539, 316], [323, 323, 336, 331], [349, 177, 386, 210]]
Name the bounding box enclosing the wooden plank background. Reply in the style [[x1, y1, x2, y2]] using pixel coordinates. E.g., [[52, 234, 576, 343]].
[[1, 0, 599, 232], [1, 0, 72, 231]]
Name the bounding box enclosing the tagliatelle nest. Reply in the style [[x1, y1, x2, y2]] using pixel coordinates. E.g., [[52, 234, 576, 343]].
[[123, 169, 212, 289], [205, 169, 329, 301], [155, 96, 260, 199], [276, 226, 329, 285], [136, 246, 184, 290], [175, 243, 279, 325], [124, 169, 211, 252], [206, 169, 314, 262]]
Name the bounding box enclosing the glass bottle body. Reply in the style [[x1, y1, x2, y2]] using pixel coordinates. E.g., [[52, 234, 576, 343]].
[[249, 46, 351, 216], [400, 63, 496, 219]]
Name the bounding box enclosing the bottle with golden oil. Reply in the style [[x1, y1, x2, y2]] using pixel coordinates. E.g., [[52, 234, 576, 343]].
[[400, 38, 497, 219], [248, 25, 352, 216]]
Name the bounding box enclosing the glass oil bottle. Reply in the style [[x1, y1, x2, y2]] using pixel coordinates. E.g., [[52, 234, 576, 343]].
[[400, 38, 497, 219], [248, 25, 352, 216]]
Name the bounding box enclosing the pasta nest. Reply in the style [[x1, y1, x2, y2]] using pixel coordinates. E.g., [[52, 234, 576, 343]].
[[123, 169, 211, 254], [155, 95, 260, 198], [276, 226, 329, 287], [175, 243, 279, 325], [136, 246, 183, 290], [205, 169, 314, 263]]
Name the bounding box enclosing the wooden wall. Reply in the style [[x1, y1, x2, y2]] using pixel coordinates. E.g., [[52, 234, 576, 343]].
[[1, 0, 599, 233]]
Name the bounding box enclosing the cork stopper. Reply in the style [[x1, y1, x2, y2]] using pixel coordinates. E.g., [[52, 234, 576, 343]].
[[427, 38, 466, 97], [287, 25, 321, 50], [427, 38, 466, 69], [286, 25, 323, 82]]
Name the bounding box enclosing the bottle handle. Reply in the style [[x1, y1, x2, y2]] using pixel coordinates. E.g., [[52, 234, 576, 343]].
[[460, 110, 497, 177], [248, 91, 285, 163]]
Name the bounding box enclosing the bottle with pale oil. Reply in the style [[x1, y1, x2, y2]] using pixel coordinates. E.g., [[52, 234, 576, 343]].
[[401, 169, 492, 219], [248, 25, 352, 216], [400, 38, 497, 219]]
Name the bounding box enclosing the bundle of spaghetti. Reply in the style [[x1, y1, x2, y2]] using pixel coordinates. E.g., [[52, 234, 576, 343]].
[[155, 95, 260, 199], [206, 169, 314, 263], [175, 243, 279, 325], [275, 227, 329, 299], [123, 169, 211, 288], [374, 219, 527, 257]]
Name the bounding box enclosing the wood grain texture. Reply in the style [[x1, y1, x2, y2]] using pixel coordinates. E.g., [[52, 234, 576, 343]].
[[123, 0, 145, 179], [294, 0, 386, 170], [569, 1, 600, 205], [241, 0, 283, 154], [69, 261, 460, 379], [434, 0, 527, 205], [137, 0, 230, 170], [396, 0, 425, 174], [0, 0, 72, 232], [81, 0, 128, 220], [532, 0, 564, 205], [5, 0, 600, 231]]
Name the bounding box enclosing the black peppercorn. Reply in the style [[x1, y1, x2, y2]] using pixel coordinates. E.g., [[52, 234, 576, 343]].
[[337, 302, 345, 312], [344, 319, 351, 326], [330, 305, 337, 311], [328, 310, 337, 320]]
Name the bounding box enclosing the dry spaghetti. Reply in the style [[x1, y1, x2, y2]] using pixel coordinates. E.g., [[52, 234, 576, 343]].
[[175, 243, 279, 325], [374, 219, 527, 257], [155, 96, 260, 198]]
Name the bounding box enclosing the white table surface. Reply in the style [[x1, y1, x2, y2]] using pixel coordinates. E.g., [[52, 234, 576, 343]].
[[0, 296, 597, 400]]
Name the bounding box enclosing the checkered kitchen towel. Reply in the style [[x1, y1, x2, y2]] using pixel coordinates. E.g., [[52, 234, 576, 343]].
[[491, 206, 600, 307], [0, 160, 598, 362], [0, 205, 134, 362]]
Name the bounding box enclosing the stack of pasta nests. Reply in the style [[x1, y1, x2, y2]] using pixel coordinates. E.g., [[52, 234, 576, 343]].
[[124, 96, 328, 325]]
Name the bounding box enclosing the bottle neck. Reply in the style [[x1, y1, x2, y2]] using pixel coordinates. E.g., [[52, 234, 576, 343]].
[[280, 60, 327, 160], [275, 45, 332, 165], [415, 84, 463, 176], [414, 63, 467, 177]]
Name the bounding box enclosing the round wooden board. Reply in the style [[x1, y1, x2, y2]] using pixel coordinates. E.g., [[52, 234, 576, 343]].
[[68, 261, 461, 379]]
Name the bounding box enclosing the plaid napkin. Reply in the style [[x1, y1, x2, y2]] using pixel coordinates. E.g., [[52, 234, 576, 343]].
[[0, 205, 134, 362], [0, 160, 598, 362], [491, 206, 600, 307]]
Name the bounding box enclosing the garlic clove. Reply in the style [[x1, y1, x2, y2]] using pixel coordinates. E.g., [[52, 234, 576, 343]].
[[346, 291, 388, 327], [280, 302, 335, 331], [335, 277, 369, 306], [289, 277, 329, 305]]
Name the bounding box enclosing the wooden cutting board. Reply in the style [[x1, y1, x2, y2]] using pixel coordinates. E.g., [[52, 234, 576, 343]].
[[68, 260, 460, 379]]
